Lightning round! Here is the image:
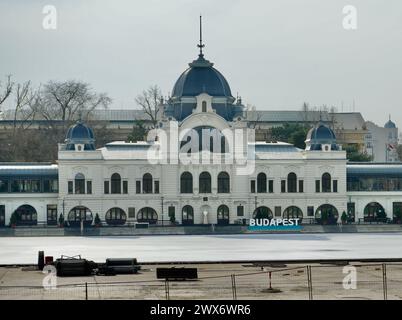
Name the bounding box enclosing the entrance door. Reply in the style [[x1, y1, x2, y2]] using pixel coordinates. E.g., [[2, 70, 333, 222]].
[[0, 205, 5, 227]]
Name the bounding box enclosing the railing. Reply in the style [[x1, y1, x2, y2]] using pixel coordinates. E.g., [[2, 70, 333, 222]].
[[1, 262, 402, 300]]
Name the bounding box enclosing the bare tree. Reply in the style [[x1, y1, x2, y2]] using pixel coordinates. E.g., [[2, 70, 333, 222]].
[[301, 102, 310, 127], [38, 80, 111, 126], [0, 75, 13, 109], [135, 85, 163, 128], [1, 80, 112, 162]]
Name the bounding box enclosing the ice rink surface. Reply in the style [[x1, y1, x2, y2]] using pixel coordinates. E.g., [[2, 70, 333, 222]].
[[1, 233, 402, 264]]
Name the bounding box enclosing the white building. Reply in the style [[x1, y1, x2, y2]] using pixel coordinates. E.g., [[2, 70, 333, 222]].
[[365, 119, 399, 162], [1, 42, 402, 228]]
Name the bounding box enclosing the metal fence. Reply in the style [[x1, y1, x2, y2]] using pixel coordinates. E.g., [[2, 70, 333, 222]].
[[1, 263, 402, 300]]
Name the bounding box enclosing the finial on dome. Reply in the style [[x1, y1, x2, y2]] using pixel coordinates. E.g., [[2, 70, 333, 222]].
[[197, 15, 205, 57]]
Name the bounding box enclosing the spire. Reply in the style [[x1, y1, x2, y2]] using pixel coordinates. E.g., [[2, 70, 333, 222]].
[[197, 15, 205, 57]]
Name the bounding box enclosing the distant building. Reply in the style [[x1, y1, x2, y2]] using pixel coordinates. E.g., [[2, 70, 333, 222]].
[[365, 119, 399, 162], [330, 112, 368, 153]]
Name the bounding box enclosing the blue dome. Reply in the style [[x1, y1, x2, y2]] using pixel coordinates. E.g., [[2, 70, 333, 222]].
[[66, 122, 94, 140], [305, 123, 339, 151], [385, 120, 396, 128], [65, 121, 95, 151], [172, 55, 233, 99], [307, 124, 337, 141]]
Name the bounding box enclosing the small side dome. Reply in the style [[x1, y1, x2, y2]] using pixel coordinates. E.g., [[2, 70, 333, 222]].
[[305, 123, 339, 151], [384, 120, 396, 129], [65, 121, 96, 151]]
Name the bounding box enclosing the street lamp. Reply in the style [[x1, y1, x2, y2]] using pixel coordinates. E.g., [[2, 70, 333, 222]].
[[161, 196, 164, 226]]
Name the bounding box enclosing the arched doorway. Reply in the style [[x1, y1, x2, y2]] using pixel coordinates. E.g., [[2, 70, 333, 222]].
[[364, 202, 386, 222], [253, 206, 273, 220], [14, 205, 37, 226], [67, 206, 93, 227], [137, 207, 158, 224], [283, 206, 303, 222], [315, 204, 338, 225], [217, 205, 230, 225], [182, 205, 194, 225], [105, 207, 127, 226]]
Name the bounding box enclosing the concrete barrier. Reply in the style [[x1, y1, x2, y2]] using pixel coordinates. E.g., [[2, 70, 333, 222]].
[[0, 224, 402, 237]]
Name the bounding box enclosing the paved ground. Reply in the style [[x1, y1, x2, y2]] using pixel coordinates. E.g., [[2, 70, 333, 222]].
[[1, 262, 402, 300], [1, 233, 402, 264]]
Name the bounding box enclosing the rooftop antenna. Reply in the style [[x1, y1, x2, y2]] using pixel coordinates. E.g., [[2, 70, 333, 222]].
[[197, 15, 205, 57]]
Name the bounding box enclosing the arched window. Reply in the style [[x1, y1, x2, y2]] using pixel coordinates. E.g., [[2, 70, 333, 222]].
[[283, 206, 303, 221], [142, 173, 153, 194], [105, 207, 126, 225], [217, 172, 230, 193], [364, 202, 386, 222], [287, 172, 297, 193], [315, 204, 338, 225], [75, 173, 85, 194], [182, 205, 194, 225], [202, 101, 207, 112], [322, 173, 331, 192], [180, 172, 193, 194], [137, 207, 158, 224], [199, 172, 211, 193], [111, 173, 121, 194], [253, 206, 273, 220], [67, 206, 93, 227], [14, 205, 37, 226], [217, 205, 230, 225], [257, 173, 267, 193]]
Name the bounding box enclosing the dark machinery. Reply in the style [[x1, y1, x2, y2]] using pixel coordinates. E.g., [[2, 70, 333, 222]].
[[156, 267, 198, 280], [53, 255, 98, 277]]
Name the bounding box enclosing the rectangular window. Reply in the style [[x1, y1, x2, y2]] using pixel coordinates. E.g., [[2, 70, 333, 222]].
[[281, 180, 286, 193], [307, 206, 314, 217], [68, 181, 73, 194], [251, 180, 256, 193], [86, 181, 92, 194], [0, 180, 8, 193], [11, 180, 41, 193], [154, 181, 160, 194], [168, 206, 175, 221], [43, 179, 58, 193], [75, 179, 85, 194], [333, 180, 338, 193], [237, 205, 244, 217], [315, 180, 320, 193], [123, 181, 128, 194], [104, 181, 109, 194], [128, 207, 135, 218], [268, 180, 273, 193], [47, 205, 58, 225], [275, 206, 281, 217], [298, 180, 304, 193], [136, 181, 141, 194]]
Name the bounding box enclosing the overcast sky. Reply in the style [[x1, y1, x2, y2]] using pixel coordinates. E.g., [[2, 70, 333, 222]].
[[0, 0, 401, 128]]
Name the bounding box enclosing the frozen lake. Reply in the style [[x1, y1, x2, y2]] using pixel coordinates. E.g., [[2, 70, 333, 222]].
[[1, 233, 402, 264]]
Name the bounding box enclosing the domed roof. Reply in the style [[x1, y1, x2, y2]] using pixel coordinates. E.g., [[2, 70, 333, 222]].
[[384, 120, 396, 128], [66, 121, 94, 141], [306, 123, 337, 142], [65, 121, 95, 151], [172, 54, 233, 99], [305, 123, 339, 151]]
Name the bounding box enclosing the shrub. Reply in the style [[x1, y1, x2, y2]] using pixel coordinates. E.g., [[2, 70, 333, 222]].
[[341, 211, 348, 223], [58, 213, 65, 227], [9, 211, 18, 227], [94, 213, 101, 226]]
